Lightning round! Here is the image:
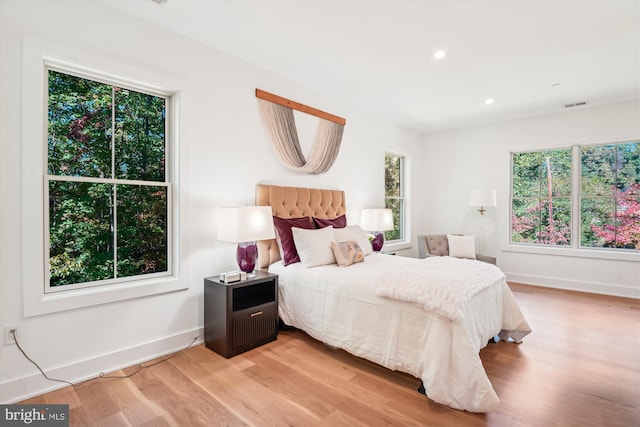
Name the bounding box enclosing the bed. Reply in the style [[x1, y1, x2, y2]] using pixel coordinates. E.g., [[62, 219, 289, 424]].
[[255, 184, 531, 413]]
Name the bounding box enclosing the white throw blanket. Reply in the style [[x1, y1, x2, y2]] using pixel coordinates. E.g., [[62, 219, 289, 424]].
[[375, 256, 506, 322]]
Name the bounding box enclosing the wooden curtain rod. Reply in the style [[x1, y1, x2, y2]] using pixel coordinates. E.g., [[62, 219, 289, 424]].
[[255, 89, 346, 126]]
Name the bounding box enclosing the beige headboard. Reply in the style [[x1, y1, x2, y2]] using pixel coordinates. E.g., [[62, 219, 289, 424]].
[[255, 184, 346, 270]]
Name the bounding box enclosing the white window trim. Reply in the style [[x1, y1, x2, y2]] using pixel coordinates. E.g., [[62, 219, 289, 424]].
[[507, 140, 640, 263], [43, 66, 173, 293], [384, 151, 411, 251], [22, 36, 186, 317]]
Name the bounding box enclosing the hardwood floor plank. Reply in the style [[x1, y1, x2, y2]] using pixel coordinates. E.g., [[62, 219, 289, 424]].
[[100, 374, 173, 426], [128, 363, 246, 426], [209, 363, 323, 425], [242, 349, 428, 426], [137, 417, 172, 427], [73, 380, 123, 421], [169, 345, 324, 425], [16, 283, 640, 427]]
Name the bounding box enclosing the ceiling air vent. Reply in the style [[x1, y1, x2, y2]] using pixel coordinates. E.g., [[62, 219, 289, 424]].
[[151, 0, 167, 4], [564, 101, 587, 108]]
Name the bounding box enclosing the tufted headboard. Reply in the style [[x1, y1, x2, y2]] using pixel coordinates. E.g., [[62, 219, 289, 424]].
[[255, 184, 346, 270]]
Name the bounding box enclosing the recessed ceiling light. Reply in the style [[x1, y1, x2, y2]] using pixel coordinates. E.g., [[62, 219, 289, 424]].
[[433, 50, 446, 59], [564, 101, 587, 108], [485, 98, 494, 105]]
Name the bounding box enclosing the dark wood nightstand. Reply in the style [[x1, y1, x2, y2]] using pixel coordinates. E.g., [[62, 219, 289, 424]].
[[204, 271, 278, 358]]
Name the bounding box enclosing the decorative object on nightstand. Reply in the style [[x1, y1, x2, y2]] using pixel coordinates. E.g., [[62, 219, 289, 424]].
[[469, 188, 497, 215], [218, 206, 275, 275], [204, 271, 278, 358], [360, 208, 394, 252]]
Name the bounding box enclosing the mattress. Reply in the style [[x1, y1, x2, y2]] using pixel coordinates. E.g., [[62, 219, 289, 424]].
[[269, 253, 531, 412]]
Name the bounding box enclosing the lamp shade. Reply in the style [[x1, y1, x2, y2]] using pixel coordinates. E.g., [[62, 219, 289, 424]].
[[360, 208, 394, 231], [468, 189, 497, 207], [217, 206, 275, 243]]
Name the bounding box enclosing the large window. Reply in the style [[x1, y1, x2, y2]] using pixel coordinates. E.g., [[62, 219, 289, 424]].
[[511, 149, 572, 245], [46, 69, 172, 291], [511, 141, 639, 251], [384, 152, 405, 241], [581, 142, 639, 249]]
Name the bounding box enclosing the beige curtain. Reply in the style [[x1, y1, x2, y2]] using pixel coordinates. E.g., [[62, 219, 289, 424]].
[[258, 99, 344, 175]]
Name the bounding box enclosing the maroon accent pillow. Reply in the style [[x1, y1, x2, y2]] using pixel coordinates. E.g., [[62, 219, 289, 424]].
[[313, 215, 347, 229], [273, 216, 314, 266]]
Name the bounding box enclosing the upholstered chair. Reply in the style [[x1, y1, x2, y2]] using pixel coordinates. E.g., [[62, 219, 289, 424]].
[[417, 234, 496, 265]]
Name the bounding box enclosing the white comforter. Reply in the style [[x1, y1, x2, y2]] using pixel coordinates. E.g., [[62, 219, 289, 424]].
[[376, 256, 506, 322], [269, 254, 531, 412]]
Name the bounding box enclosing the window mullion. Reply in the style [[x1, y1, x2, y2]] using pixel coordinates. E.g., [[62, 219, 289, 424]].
[[538, 164, 543, 242], [113, 183, 118, 279], [572, 145, 581, 248], [613, 145, 619, 244], [111, 87, 118, 279]]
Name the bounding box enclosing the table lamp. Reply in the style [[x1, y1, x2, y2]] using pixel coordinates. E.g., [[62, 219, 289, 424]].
[[469, 189, 497, 215], [360, 208, 394, 251], [218, 206, 275, 275]]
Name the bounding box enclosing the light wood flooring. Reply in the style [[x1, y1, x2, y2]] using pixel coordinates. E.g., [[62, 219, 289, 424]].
[[21, 283, 640, 426]]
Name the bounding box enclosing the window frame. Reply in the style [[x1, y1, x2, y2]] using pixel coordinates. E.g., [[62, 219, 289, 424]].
[[384, 151, 407, 245], [44, 66, 174, 293], [509, 146, 573, 247], [509, 140, 639, 257], [579, 141, 639, 251], [22, 37, 185, 317]]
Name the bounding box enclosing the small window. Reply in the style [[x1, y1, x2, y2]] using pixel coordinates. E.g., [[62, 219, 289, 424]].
[[384, 153, 405, 241], [46, 69, 172, 292]]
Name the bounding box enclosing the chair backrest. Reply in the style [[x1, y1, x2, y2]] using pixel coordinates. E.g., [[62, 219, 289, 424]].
[[417, 234, 449, 258], [418, 234, 497, 264]]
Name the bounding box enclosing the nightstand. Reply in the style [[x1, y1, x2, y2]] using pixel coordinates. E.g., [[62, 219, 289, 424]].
[[204, 271, 278, 358]]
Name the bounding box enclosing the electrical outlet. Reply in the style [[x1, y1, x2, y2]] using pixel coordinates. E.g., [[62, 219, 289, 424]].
[[4, 325, 19, 346]]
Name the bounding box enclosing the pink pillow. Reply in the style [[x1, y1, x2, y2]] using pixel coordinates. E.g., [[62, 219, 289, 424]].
[[273, 216, 314, 266], [331, 240, 364, 266], [313, 214, 347, 229]]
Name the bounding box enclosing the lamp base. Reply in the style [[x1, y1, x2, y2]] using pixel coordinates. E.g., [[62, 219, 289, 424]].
[[236, 241, 257, 274], [370, 231, 385, 252]]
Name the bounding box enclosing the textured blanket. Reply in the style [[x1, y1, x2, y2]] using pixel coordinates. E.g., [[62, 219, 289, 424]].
[[375, 256, 506, 322]]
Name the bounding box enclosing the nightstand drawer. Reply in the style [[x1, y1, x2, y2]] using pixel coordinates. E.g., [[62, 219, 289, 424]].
[[231, 302, 277, 351]]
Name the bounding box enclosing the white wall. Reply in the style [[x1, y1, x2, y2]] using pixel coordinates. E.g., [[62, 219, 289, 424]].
[[421, 101, 640, 298], [0, 1, 425, 402]]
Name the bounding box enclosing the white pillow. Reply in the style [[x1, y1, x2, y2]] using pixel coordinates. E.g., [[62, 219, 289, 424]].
[[334, 225, 373, 256], [447, 234, 477, 259], [292, 226, 336, 267]]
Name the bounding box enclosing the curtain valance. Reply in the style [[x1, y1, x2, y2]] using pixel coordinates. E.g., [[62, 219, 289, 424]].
[[256, 90, 346, 175]]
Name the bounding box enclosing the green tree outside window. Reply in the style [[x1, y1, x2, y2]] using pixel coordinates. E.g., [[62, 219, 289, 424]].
[[581, 143, 639, 249], [385, 153, 404, 241], [511, 149, 572, 245], [511, 142, 639, 251], [47, 70, 170, 288]]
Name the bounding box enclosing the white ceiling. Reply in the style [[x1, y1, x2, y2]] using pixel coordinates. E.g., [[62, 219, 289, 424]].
[[102, 0, 640, 133]]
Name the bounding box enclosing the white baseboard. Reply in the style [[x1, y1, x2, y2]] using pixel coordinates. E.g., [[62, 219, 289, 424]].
[[505, 272, 640, 299], [0, 327, 204, 404]]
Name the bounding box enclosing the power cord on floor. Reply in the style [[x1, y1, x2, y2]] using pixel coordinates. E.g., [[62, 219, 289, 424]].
[[10, 329, 200, 389], [11, 330, 75, 388]]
